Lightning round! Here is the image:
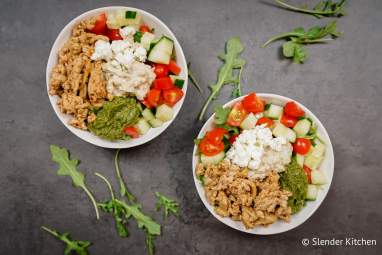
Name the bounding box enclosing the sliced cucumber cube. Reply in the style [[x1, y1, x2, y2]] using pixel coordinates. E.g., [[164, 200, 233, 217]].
[[200, 151, 225, 165], [169, 75, 184, 88], [295, 154, 305, 167], [117, 9, 142, 28], [240, 113, 257, 130], [148, 36, 174, 64], [155, 104, 174, 122], [306, 184, 318, 200], [294, 118, 311, 137], [141, 32, 156, 51], [305, 154, 323, 170], [272, 122, 296, 143], [311, 142, 326, 158], [148, 118, 163, 128], [134, 118, 151, 135], [311, 170, 327, 185], [142, 108, 155, 121], [265, 104, 283, 120]]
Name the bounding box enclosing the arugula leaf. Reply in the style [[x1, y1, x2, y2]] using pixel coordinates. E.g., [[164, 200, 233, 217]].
[[216, 124, 240, 135], [50, 145, 99, 220], [187, 62, 203, 94], [214, 106, 231, 125], [41, 226, 91, 255], [114, 149, 135, 201], [145, 231, 155, 255], [197, 175, 205, 186], [199, 37, 246, 120], [274, 0, 347, 18], [155, 192, 179, 219], [262, 21, 341, 63]]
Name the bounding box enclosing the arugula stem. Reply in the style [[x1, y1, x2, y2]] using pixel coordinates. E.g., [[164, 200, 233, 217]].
[[274, 0, 342, 15], [95, 172, 115, 200], [41, 226, 60, 239], [82, 186, 100, 220], [262, 32, 304, 47], [198, 94, 215, 120], [187, 63, 203, 94], [115, 149, 135, 201], [300, 38, 333, 44]]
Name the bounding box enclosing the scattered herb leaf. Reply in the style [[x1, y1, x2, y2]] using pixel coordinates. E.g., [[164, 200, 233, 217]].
[[214, 106, 231, 125], [274, 0, 347, 18], [115, 149, 135, 201], [187, 62, 203, 94], [197, 175, 205, 186], [134, 31, 143, 43], [155, 192, 179, 219]]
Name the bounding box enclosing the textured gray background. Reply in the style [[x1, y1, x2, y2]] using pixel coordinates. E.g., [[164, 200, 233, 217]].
[[0, 0, 381, 254]]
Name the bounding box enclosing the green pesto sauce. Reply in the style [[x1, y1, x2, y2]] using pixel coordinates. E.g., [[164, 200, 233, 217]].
[[88, 97, 140, 141], [279, 159, 308, 214]]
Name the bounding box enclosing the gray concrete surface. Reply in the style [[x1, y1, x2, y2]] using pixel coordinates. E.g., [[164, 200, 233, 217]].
[[1, 0, 381, 254]]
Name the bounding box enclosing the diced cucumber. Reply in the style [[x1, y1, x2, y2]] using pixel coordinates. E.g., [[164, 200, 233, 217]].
[[240, 113, 257, 130], [148, 118, 163, 128], [200, 151, 225, 165], [117, 10, 142, 28], [311, 170, 327, 185], [147, 36, 174, 64], [141, 32, 156, 51], [142, 108, 155, 121], [304, 154, 323, 170], [306, 184, 318, 200], [265, 104, 283, 120], [169, 75, 185, 88], [106, 13, 120, 29], [134, 118, 151, 135], [155, 104, 174, 122], [311, 142, 326, 158], [294, 118, 311, 137], [295, 154, 305, 167], [272, 122, 296, 143]]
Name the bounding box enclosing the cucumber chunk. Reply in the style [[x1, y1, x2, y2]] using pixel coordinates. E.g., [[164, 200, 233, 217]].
[[295, 154, 305, 167], [200, 151, 225, 165], [265, 104, 283, 120], [142, 108, 155, 121], [306, 184, 318, 200], [141, 32, 155, 51], [148, 118, 163, 128], [134, 118, 151, 135], [169, 75, 184, 88], [240, 113, 257, 130], [155, 104, 174, 122], [311, 142, 326, 158], [148, 36, 174, 64], [272, 122, 296, 143], [305, 154, 323, 170], [311, 170, 327, 185], [294, 118, 311, 137]]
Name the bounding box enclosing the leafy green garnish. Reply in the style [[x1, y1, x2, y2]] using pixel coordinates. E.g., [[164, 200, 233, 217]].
[[216, 124, 240, 135], [197, 175, 205, 186], [155, 192, 179, 219], [134, 31, 143, 43], [199, 37, 246, 120], [125, 11, 137, 19], [41, 226, 91, 255], [274, 0, 347, 19], [114, 149, 135, 201], [214, 106, 231, 125], [262, 21, 341, 63], [187, 62, 203, 94], [49, 145, 99, 220]]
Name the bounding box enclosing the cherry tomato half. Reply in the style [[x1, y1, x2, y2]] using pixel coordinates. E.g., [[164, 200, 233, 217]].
[[293, 138, 312, 155], [153, 64, 169, 78], [89, 13, 107, 35], [227, 102, 247, 126], [106, 29, 123, 41], [141, 99, 153, 109], [146, 89, 161, 107], [205, 128, 228, 145], [242, 92, 265, 113], [199, 138, 224, 156], [162, 88, 184, 106], [139, 24, 151, 33], [168, 60, 181, 75], [284, 101, 305, 118], [303, 165, 312, 184], [256, 117, 274, 128], [153, 77, 174, 90], [280, 114, 298, 128], [123, 126, 139, 138]]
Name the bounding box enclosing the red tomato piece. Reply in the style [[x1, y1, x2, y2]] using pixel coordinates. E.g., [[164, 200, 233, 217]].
[[153, 77, 174, 90], [293, 138, 312, 155], [280, 114, 298, 128], [123, 126, 139, 138], [139, 24, 151, 33], [146, 89, 161, 107], [141, 99, 153, 109], [162, 88, 184, 106], [168, 60, 181, 75], [242, 92, 265, 113], [89, 13, 107, 35], [227, 102, 248, 126], [256, 117, 274, 128], [228, 134, 239, 144], [303, 165, 312, 184], [199, 138, 224, 156], [106, 29, 123, 41], [284, 101, 305, 118], [153, 64, 169, 78], [205, 128, 228, 145]]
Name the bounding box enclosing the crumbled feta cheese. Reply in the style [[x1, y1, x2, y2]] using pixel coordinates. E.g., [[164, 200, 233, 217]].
[[91, 40, 112, 61], [119, 26, 136, 39], [134, 46, 147, 62], [226, 125, 292, 179]]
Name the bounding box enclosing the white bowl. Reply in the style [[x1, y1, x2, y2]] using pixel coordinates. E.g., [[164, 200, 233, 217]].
[[192, 93, 334, 235], [46, 6, 188, 148]]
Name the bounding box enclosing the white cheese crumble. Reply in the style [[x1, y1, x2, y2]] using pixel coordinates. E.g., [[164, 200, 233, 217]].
[[226, 125, 292, 179]]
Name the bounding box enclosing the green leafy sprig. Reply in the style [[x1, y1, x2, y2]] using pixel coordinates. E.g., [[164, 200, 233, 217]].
[[41, 226, 91, 255], [262, 21, 341, 63], [155, 192, 179, 219], [187, 62, 203, 94], [114, 149, 135, 201]]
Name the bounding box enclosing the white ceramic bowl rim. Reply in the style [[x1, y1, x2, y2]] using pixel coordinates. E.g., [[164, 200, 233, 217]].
[[192, 93, 334, 235], [46, 6, 188, 149]]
